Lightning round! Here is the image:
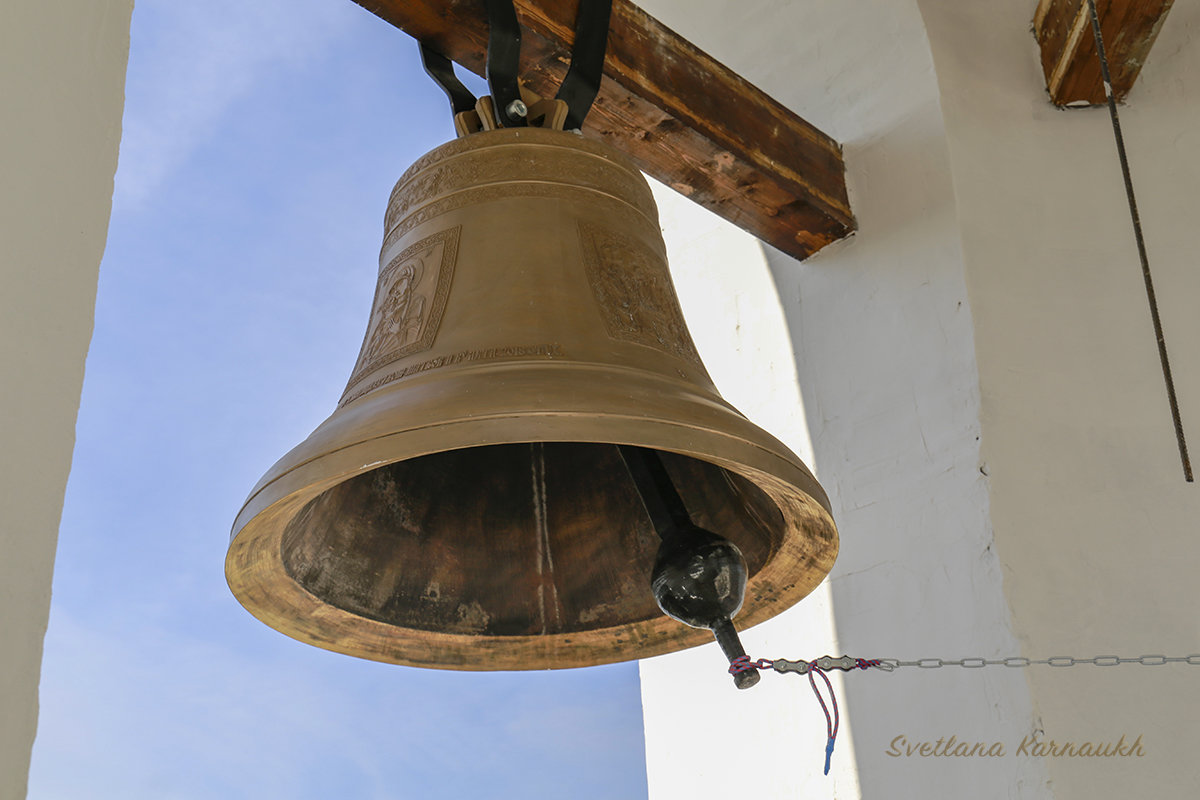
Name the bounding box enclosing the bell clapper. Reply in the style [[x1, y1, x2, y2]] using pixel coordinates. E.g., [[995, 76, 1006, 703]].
[[617, 445, 760, 689]]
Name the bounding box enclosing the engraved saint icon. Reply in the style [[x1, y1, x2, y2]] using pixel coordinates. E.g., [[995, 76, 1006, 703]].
[[341, 225, 460, 404], [579, 221, 702, 366], [364, 256, 428, 361]]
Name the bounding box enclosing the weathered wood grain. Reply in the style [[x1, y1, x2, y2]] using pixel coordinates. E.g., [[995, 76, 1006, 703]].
[[353, 0, 855, 260], [1034, 0, 1175, 105]]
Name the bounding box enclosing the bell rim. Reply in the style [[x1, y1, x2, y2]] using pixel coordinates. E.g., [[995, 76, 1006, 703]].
[[226, 365, 837, 671]]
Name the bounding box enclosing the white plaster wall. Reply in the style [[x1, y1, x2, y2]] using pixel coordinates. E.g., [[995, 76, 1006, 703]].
[[918, 1, 1200, 795], [638, 1, 1047, 797], [0, 2, 132, 797], [640, 177, 864, 798]]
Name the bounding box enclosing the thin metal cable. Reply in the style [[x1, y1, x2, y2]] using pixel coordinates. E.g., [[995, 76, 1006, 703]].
[[1086, 0, 1193, 482]]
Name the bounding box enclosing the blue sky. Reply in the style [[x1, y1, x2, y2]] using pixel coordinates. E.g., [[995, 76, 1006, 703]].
[[28, 1, 649, 796]]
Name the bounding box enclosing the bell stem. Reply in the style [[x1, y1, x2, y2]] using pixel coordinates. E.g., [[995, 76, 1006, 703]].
[[617, 445, 692, 538], [712, 617, 760, 689]]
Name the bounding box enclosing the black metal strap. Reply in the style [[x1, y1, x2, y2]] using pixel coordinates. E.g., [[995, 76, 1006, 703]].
[[419, 43, 477, 115], [485, 0, 526, 127], [421, 0, 611, 131], [556, 0, 612, 129]]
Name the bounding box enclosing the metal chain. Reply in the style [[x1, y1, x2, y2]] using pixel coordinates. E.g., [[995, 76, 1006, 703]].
[[874, 654, 1200, 671], [730, 652, 1196, 778]]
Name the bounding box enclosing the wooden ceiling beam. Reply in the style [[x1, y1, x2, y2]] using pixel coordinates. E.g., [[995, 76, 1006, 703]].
[[1034, 0, 1175, 106], [351, 0, 854, 261]]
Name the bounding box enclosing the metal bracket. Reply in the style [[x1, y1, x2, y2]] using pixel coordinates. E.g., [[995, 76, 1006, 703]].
[[555, 0, 612, 130], [419, 0, 612, 133], [420, 43, 477, 115], [485, 0, 527, 127], [419, 43, 485, 137]]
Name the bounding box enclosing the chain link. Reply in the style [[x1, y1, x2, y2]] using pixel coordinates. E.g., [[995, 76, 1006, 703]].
[[876, 653, 1198, 670]]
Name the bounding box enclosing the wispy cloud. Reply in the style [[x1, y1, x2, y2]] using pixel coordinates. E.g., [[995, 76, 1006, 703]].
[[115, 0, 353, 210]]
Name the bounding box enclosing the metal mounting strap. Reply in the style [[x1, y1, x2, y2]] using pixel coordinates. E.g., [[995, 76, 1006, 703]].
[[419, 43, 477, 115], [556, 0, 613, 130], [421, 0, 611, 132], [485, 0, 526, 127]]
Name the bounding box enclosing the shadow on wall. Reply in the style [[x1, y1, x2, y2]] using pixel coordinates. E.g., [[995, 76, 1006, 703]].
[[758, 107, 1045, 796]]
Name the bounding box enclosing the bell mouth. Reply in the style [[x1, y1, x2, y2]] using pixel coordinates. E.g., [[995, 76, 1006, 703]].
[[278, 442, 777, 639], [226, 361, 837, 670]]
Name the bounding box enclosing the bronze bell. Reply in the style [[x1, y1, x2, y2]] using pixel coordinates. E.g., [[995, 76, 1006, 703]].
[[225, 126, 837, 671]]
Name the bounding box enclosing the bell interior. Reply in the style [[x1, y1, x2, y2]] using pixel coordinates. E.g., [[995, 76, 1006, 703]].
[[279, 442, 783, 638]]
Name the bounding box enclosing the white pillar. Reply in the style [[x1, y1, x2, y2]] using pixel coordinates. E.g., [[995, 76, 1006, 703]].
[[0, 2, 132, 797]]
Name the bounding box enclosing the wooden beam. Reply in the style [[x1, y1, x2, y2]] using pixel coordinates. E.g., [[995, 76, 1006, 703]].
[[1034, 0, 1175, 106], [352, 0, 854, 261]]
